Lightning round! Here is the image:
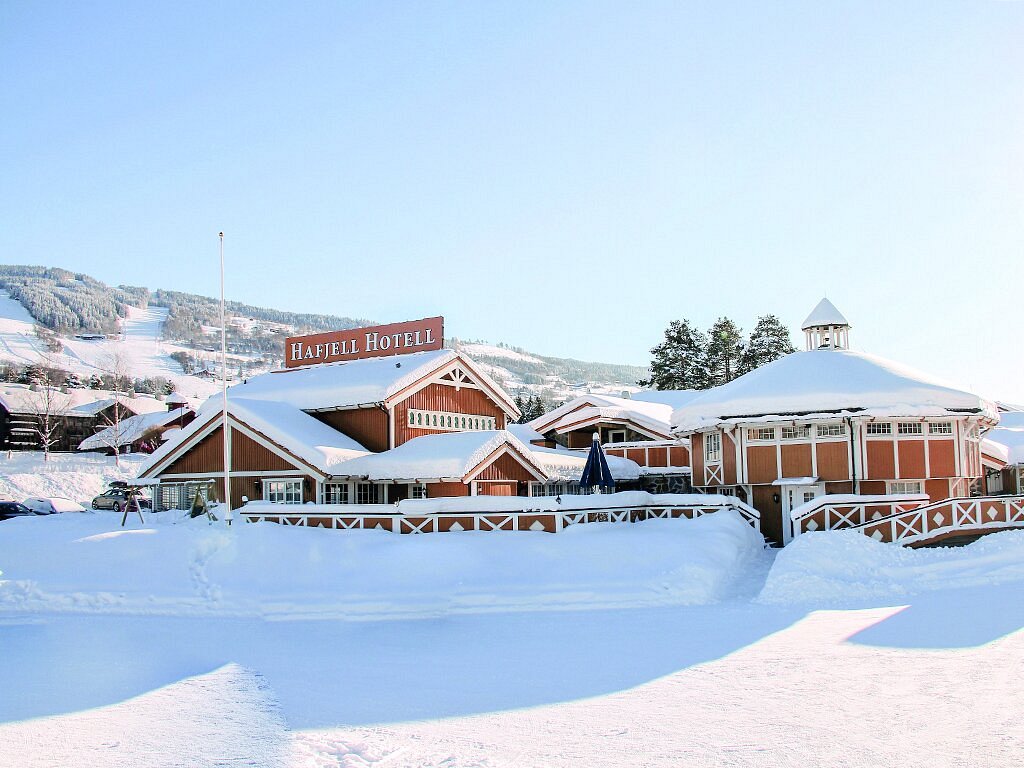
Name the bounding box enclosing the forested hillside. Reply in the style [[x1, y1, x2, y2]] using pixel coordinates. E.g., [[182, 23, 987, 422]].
[[0, 266, 652, 406]]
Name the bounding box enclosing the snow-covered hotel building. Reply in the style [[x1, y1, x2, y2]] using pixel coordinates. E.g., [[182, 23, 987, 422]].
[[528, 392, 694, 493], [139, 339, 640, 510], [670, 300, 1000, 544]]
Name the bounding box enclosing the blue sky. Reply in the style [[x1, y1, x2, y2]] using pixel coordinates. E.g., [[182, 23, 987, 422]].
[[2, 2, 1022, 401]]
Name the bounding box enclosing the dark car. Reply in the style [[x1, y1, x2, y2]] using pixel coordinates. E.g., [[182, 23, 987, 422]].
[[91, 488, 152, 512], [0, 501, 37, 521]]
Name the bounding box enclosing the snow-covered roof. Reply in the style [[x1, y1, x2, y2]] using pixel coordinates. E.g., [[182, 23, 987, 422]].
[[986, 412, 1024, 464], [0, 384, 168, 418], [78, 407, 191, 451], [139, 394, 370, 477], [330, 429, 640, 483], [630, 389, 703, 409], [333, 430, 542, 482], [981, 438, 1010, 465], [801, 298, 850, 330], [530, 394, 675, 439], [671, 349, 999, 434], [507, 422, 547, 444], [219, 349, 518, 416]]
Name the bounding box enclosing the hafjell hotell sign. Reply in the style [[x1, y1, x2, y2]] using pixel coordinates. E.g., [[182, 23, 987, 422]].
[[285, 316, 444, 369]]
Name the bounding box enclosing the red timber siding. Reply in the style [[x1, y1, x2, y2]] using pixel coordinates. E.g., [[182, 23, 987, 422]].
[[865, 441, 895, 480], [626, 448, 646, 465], [213, 475, 315, 510], [428, 481, 470, 498], [474, 451, 538, 482], [746, 445, 777, 484], [691, 434, 705, 484], [824, 481, 853, 494], [752, 485, 784, 543], [897, 440, 926, 479], [567, 431, 592, 449], [646, 447, 668, 467], [670, 446, 689, 466], [314, 408, 388, 453], [477, 482, 516, 496], [161, 424, 297, 475], [780, 443, 812, 478], [394, 383, 506, 447], [927, 440, 956, 477], [815, 442, 849, 481], [859, 480, 887, 494], [722, 431, 738, 484], [925, 478, 952, 502]]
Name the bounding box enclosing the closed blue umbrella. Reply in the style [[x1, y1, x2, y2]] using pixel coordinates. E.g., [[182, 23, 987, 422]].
[[579, 432, 616, 493]]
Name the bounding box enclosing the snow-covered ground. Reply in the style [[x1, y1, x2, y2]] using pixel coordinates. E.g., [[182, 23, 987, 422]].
[[0, 458, 1021, 766], [0, 292, 219, 401]]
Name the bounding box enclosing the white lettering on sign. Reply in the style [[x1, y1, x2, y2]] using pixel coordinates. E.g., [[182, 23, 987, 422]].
[[285, 317, 444, 368]]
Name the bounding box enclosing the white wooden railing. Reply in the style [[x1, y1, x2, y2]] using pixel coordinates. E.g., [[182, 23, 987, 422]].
[[242, 495, 760, 535], [790, 494, 930, 536], [849, 496, 1024, 546]]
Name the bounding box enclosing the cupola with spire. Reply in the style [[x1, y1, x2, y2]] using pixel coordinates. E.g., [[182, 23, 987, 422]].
[[801, 298, 850, 350]]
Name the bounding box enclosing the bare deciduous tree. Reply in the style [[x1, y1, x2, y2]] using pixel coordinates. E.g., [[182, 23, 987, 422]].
[[96, 353, 134, 467], [25, 358, 71, 462]]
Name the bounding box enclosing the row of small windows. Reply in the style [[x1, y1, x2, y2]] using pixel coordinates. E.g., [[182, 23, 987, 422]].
[[747, 424, 845, 441], [408, 409, 497, 432], [743, 421, 954, 440], [867, 421, 952, 436]]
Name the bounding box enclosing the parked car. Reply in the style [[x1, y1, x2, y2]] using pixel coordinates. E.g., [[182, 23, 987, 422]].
[[91, 488, 152, 512], [0, 501, 37, 521], [22, 497, 87, 515]]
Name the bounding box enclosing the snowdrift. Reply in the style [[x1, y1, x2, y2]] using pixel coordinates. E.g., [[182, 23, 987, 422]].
[[758, 529, 1024, 604], [0, 452, 147, 504], [0, 509, 764, 619]]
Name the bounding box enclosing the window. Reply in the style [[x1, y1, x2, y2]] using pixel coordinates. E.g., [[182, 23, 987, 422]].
[[929, 422, 952, 435], [531, 482, 582, 497], [355, 483, 379, 504], [704, 431, 722, 463], [866, 422, 892, 435], [803, 491, 816, 504], [606, 429, 628, 443], [897, 422, 923, 435], [263, 479, 302, 504], [409, 483, 428, 499], [889, 481, 923, 494], [747, 427, 775, 441], [323, 483, 349, 505], [407, 409, 497, 432], [781, 426, 810, 440], [817, 423, 845, 437]]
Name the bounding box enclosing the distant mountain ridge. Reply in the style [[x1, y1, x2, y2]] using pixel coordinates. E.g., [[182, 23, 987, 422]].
[[0, 265, 649, 405]]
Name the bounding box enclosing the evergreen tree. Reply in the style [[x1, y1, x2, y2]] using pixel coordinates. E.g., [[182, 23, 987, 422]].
[[64, 372, 83, 388], [638, 319, 711, 390], [705, 317, 745, 386], [739, 314, 796, 374], [89, 373, 103, 389]]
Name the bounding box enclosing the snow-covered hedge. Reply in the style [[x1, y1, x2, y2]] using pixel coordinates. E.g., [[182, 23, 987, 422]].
[[0, 509, 764, 618]]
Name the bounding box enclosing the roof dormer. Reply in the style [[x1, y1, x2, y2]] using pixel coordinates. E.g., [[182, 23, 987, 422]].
[[801, 298, 850, 350]]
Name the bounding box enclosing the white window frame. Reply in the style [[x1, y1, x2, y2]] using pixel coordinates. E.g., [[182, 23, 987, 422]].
[[322, 483, 349, 505], [606, 429, 628, 444], [407, 409, 496, 432], [409, 483, 428, 500], [816, 423, 845, 438], [263, 478, 303, 505], [780, 426, 811, 440], [889, 480, 923, 495], [704, 431, 722, 463], [355, 482, 379, 504], [897, 422, 923, 436], [929, 422, 952, 435], [866, 422, 892, 435], [747, 427, 775, 441]]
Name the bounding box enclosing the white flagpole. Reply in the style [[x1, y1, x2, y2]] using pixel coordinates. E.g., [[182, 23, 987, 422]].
[[219, 232, 233, 525]]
